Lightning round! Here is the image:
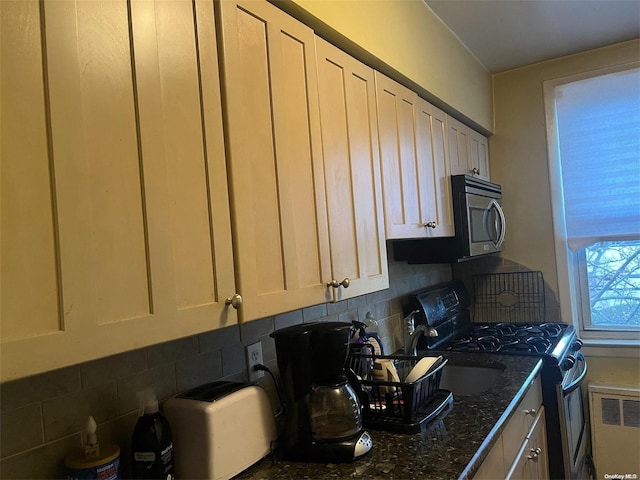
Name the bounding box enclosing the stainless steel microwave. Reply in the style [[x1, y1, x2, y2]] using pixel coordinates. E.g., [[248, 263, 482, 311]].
[[393, 175, 506, 263]]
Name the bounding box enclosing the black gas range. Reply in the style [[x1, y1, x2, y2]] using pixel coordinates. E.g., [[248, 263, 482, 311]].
[[408, 280, 581, 368], [407, 280, 591, 479]]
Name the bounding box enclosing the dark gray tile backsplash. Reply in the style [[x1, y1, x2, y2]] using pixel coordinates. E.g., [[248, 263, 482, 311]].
[[0, 261, 451, 478]]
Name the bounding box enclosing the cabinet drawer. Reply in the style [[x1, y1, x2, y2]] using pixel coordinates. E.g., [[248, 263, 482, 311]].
[[502, 374, 542, 468]]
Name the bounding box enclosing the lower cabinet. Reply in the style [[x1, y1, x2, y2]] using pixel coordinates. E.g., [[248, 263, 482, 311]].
[[474, 436, 507, 480], [506, 408, 549, 480], [475, 373, 549, 480]]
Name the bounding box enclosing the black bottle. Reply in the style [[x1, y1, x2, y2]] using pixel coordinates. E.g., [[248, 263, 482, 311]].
[[131, 392, 174, 480]]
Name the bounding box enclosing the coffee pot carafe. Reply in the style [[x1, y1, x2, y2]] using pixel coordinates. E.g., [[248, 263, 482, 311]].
[[271, 322, 372, 462]]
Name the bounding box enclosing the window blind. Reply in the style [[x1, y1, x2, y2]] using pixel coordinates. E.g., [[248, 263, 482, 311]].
[[555, 67, 640, 250]]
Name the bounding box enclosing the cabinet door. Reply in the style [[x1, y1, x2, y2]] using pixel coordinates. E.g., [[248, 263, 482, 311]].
[[315, 38, 389, 301], [0, 0, 237, 382], [217, 0, 332, 321], [416, 98, 455, 237], [474, 436, 506, 480], [506, 438, 532, 480], [469, 129, 491, 180], [446, 115, 471, 177], [527, 408, 549, 479], [375, 72, 424, 239], [506, 408, 549, 480], [502, 374, 543, 468]]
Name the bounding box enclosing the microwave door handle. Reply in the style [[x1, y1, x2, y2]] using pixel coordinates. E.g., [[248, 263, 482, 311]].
[[493, 200, 507, 248], [482, 204, 498, 244], [489, 199, 507, 249]]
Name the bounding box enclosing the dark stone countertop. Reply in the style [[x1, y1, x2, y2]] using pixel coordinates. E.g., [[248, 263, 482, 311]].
[[236, 352, 542, 480]]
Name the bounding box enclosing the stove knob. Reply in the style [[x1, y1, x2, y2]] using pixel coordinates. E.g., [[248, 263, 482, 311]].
[[572, 339, 584, 352], [561, 354, 576, 370]]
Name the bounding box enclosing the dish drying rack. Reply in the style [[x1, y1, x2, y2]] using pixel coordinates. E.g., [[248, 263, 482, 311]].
[[347, 352, 452, 434]]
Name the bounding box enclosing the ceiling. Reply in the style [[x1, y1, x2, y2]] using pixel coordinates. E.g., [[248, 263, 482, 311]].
[[424, 0, 640, 73]]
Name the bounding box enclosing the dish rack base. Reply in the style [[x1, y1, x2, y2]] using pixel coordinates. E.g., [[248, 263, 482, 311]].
[[347, 353, 452, 434], [363, 389, 453, 434]]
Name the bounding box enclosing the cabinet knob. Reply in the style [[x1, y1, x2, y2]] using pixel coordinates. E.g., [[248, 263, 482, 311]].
[[224, 294, 243, 309], [423, 221, 437, 229], [524, 408, 537, 416], [327, 278, 350, 289], [471, 167, 481, 175]]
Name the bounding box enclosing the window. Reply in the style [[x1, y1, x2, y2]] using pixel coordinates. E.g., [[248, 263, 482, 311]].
[[578, 241, 640, 330], [545, 64, 640, 342]]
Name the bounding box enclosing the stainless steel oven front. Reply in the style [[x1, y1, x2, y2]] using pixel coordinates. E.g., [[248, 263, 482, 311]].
[[557, 352, 593, 479]]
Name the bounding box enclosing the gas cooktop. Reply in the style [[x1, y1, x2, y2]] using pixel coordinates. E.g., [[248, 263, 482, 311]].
[[446, 322, 569, 354], [408, 281, 579, 366]]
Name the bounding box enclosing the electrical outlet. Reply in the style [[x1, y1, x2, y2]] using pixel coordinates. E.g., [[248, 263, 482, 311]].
[[246, 341, 264, 382]]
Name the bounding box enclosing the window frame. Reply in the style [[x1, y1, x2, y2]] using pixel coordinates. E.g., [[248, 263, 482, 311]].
[[544, 62, 640, 344]]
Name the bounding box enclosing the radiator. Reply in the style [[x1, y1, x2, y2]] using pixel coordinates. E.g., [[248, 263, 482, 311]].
[[589, 383, 640, 480]]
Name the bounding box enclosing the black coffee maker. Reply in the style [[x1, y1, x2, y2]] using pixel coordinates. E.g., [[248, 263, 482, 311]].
[[271, 322, 372, 462]]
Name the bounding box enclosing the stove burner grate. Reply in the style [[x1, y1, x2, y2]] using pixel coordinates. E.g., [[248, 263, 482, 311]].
[[448, 322, 568, 354]]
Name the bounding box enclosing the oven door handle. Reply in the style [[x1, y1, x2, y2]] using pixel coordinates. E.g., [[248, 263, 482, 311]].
[[563, 352, 587, 395]]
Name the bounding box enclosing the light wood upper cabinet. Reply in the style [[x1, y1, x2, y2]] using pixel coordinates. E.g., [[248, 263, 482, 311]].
[[447, 115, 472, 177], [375, 72, 420, 239], [375, 72, 453, 239], [469, 129, 491, 181], [447, 115, 491, 181], [0, 0, 237, 382], [315, 38, 389, 301], [216, 0, 332, 320], [416, 98, 455, 237]]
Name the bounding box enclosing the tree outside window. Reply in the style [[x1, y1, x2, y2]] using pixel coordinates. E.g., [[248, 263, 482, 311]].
[[585, 241, 640, 328]]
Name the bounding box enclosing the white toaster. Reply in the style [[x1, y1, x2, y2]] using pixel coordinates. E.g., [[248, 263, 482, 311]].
[[163, 382, 277, 480]]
